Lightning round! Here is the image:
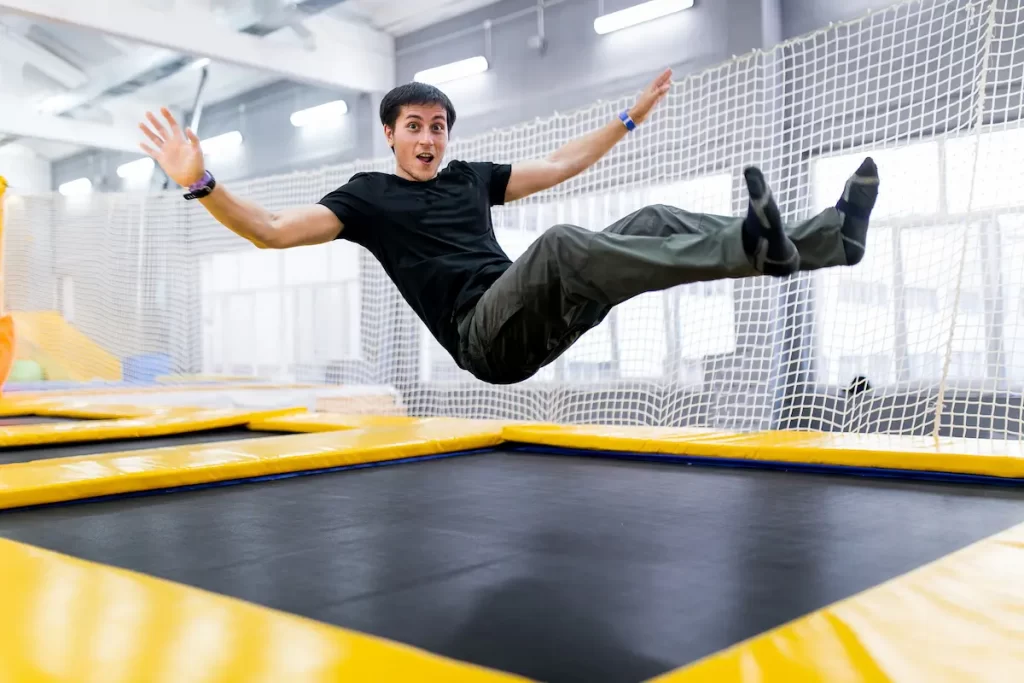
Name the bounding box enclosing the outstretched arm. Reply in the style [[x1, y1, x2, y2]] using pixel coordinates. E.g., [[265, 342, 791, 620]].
[[138, 108, 342, 249], [503, 68, 672, 203]]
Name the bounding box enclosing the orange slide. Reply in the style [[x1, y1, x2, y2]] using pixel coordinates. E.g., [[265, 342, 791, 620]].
[[0, 314, 13, 393]]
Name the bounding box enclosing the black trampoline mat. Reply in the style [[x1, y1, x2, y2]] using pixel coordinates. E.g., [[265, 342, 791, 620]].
[[0, 427, 290, 465], [0, 449, 1022, 683]]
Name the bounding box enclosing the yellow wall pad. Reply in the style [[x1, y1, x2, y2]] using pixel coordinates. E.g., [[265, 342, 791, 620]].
[[0, 538, 529, 682], [0, 421, 505, 509], [11, 311, 122, 381], [0, 406, 303, 448], [647, 521, 1024, 682], [502, 424, 1024, 479], [249, 412, 507, 433]]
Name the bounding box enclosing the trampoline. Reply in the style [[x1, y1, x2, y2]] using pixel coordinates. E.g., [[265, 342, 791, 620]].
[[0, 404, 1023, 681]]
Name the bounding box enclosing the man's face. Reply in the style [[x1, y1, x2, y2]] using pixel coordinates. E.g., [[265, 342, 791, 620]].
[[386, 103, 449, 181]]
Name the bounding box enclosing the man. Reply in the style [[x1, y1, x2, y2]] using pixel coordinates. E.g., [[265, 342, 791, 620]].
[[138, 68, 878, 385]]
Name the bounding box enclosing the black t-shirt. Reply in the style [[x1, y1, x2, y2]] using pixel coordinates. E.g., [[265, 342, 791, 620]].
[[318, 160, 513, 361]]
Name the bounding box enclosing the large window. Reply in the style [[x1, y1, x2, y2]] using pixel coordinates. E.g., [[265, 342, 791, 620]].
[[810, 126, 1024, 389]]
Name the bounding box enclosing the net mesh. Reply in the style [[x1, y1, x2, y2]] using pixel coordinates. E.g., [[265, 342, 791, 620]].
[[4, 0, 1024, 436]]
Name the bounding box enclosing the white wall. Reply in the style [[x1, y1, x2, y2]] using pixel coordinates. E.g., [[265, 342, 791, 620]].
[[0, 143, 51, 194]]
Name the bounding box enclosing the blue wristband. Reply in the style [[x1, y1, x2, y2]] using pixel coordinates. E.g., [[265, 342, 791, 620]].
[[619, 109, 637, 131]]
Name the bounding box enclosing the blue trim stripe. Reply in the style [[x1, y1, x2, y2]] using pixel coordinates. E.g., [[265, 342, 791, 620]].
[[504, 443, 1024, 487]]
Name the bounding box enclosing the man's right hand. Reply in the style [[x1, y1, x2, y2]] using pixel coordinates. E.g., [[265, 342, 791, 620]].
[[138, 107, 206, 188]]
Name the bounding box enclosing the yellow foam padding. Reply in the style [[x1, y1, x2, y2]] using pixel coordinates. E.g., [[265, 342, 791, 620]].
[[248, 412, 478, 432], [10, 311, 122, 381], [0, 406, 303, 448], [0, 538, 529, 682], [28, 402, 170, 419], [0, 396, 178, 420], [0, 420, 505, 509], [503, 424, 1024, 478], [0, 401, 37, 418], [0, 396, 174, 419], [647, 521, 1024, 682]]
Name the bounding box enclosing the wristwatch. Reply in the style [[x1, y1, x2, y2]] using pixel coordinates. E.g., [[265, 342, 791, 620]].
[[619, 109, 637, 132], [184, 170, 216, 200]]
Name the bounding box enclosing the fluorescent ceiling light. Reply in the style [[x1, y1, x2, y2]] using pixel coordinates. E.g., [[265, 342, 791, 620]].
[[58, 177, 92, 196], [117, 157, 155, 179], [594, 0, 695, 35], [414, 56, 488, 85], [290, 99, 349, 127], [201, 130, 243, 154]]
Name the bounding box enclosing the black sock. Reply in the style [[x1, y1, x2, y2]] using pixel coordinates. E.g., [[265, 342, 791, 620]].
[[742, 166, 799, 277], [835, 157, 879, 266]]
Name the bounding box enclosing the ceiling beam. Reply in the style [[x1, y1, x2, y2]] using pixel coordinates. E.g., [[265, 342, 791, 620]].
[[35, 47, 184, 116], [0, 0, 395, 93], [0, 23, 88, 90], [0, 99, 138, 153]]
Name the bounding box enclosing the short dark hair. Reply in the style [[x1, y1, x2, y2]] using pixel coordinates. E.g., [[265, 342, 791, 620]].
[[379, 82, 457, 131]]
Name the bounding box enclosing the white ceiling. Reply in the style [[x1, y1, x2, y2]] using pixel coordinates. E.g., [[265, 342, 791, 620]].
[[0, 0, 505, 161], [335, 0, 505, 36]]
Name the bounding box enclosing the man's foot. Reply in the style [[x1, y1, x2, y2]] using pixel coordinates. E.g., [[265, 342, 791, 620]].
[[742, 167, 799, 277], [836, 157, 879, 266]]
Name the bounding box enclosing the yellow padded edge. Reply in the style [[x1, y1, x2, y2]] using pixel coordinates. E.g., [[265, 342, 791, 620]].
[[0, 403, 36, 418], [647, 521, 1024, 682], [503, 424, 1024, 478], [250, 412, 506, 433], [250, 411, 415, 431], [0, 396, 172, 419], [0, 538, 529, 682], [30, 402, 176, 419], [0, 406, 303, 448], [0, 420, 505, 509]]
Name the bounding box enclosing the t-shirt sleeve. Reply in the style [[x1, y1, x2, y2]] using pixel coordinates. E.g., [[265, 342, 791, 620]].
[[317, 174, 373, 245], [466, 161, 512, 207]]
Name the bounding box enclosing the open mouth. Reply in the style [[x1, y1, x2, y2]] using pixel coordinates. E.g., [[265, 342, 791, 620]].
[[416, 153, 435, 164]]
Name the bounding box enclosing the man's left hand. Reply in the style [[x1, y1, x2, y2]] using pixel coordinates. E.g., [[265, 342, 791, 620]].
[[629, 68, 673, 125]]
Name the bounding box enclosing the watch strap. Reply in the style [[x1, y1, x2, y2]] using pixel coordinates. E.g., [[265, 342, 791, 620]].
[[619, 109, 637, 132], [183, 170, 215, 200]]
